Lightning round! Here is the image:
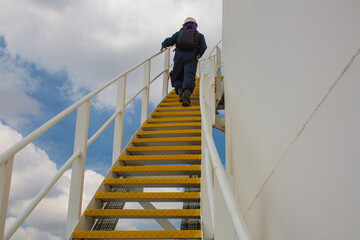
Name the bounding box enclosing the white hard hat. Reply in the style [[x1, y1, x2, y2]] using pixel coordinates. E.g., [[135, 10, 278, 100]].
[[184, 17, 197, 26]]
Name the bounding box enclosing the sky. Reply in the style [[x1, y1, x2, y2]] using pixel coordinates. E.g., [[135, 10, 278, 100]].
[[0, 0, 223, 239]]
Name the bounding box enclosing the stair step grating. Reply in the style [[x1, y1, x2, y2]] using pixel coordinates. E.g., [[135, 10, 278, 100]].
[[85, 209, 200, 218], [72, 230, 201, 239], [95, 192, 201, 202]]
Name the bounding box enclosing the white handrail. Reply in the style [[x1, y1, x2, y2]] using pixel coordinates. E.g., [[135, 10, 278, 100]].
[[0, 50, 166, 167], [4, 150, 81, 240], [200, 40, 252, 240], [87, 68, 166, 148], [87, 108, 122, 147], [0, 47, 173, 240]]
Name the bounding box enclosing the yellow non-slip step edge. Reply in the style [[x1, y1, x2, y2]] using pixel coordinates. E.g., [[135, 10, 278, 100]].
[[156, 106, 200, 111], [112, 165, 201, 172], [118, 154, 201, 161], [132, 136, 201, 143], [162, 97, 200, 102], [165, 97, 199, 101], [142, 123, 201, 128], [152, 111, 201, 116], [137, 129, 201, 135], [163, 97, 199, 102], [159, 102, 200, 106], [85, 209, 200, 218], [167, 93, 199, 97], [147, 117, 201, 122], [72, 230, 201, 239], [104, 177, 201, 185], [95, 192, 201, 202], [126, 146, 201, 152]]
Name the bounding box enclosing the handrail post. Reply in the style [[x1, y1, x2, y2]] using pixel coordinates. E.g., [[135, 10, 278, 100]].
[[0, 157, 14, 240], [162, 49, 170, 99], [66, 100, 91, 239], [209, 56, 216, 126], [141, 60, 151, 124], [112, 75, 127, 164], [216, 46, 222, 102], [196, 61, 201, 78]]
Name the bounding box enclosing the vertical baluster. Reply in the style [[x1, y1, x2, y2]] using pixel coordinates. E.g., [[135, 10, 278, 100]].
[[112, 75, 127, 164], [162, 49, 170, 99], [0, 156, 14, 240], [141, 60, 151, 124], [66, 100, 91, 238], [216, 46, 222, 102], [196, 60, 201, 78], [209, 57, 216, 126]]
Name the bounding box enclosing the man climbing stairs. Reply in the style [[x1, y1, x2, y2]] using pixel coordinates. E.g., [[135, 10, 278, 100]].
[[70, 78, 202, 239]]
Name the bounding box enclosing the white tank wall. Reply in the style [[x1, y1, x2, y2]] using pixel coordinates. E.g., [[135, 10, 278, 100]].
[[223, 0, 360, 239]]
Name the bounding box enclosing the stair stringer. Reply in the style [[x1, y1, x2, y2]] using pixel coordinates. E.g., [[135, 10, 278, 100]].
[[69, 81, 202, 239]]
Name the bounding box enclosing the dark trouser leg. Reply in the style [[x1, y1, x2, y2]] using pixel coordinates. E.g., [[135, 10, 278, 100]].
[[182, 60, 197, 92], [171, 60, 184, 95], [182, 60, 197, 106]]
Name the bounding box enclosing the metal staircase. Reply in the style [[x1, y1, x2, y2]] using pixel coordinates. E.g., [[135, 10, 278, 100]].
[[0, 41, 252, 240], [70, 78, 202, 239]]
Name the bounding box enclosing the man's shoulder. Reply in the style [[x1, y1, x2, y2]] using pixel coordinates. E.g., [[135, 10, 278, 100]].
[[196, 31, 205, 41], [196, 31, 205, 37]]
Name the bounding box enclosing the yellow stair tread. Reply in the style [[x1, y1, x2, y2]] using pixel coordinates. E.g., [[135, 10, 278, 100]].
[[156, 106, 200, 111], [126, 146, 201, 152], [112, 165, 201, 172], [146, 117, 201, 122], [132, 137, 201, 143], [159, 102, 200, 106], [142, 122, 201, 128], [152, 111, 201, 116], [167, 93, 199, 97], [85, 209, 200, 217], [118, 154, 201, 161], [137, 129, 201, 135], [95, 192, 201, 200], [72, 230, 201, 239], [104, 177, 201, 185], [163, 98, 198, 102]]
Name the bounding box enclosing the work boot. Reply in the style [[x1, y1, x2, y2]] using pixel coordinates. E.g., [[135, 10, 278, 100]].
[[182, 89, 191, 106], [177, 87, 183, 102]]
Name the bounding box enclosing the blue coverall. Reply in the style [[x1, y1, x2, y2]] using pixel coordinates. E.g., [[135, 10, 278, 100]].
[[161, 30, 207, 93]]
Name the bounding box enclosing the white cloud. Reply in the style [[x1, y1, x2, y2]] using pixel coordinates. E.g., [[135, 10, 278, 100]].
[[0, 0, 222, 110], [0, 46, 42, 127], [0, 122, 104, 239], [5, 217, 62, 240]]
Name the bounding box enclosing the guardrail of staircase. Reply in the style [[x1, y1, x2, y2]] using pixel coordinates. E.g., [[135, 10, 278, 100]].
[[0, 47, 177, 240], [199, 40, 252, 240]]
